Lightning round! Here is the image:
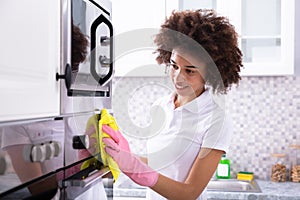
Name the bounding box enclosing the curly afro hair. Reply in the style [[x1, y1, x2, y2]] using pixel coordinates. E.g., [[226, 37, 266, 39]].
[[72, 24, 89, 72], [154, 9, 243, 94]]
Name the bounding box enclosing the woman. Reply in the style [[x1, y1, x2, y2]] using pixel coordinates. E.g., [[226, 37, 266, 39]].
[[103, 9, 243, 200]]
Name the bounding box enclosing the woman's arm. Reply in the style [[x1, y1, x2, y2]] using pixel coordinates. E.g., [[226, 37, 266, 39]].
[[151, 148, 224, 200], [139, 156, 148, 164], [6, 144, 43, 183], [102, 125, 224, 199]]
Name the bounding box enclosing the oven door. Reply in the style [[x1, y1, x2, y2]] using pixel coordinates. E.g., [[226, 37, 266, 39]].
[[59, 0, 113, 98], [62, 112, 113, 200]]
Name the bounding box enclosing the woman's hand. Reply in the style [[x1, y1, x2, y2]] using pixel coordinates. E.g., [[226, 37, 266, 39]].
[[102, 126, 158, 187], [102, 124, 130, 153]]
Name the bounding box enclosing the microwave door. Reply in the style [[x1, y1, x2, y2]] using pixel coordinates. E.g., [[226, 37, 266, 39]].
[[69, 0, 113, 97], [90, 14, 113, 86]]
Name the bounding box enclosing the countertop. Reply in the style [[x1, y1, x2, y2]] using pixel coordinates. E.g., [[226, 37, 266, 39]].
[[207, 180, 300, 200], [2, 173, 300, 199], [113, 180, 300, 200]]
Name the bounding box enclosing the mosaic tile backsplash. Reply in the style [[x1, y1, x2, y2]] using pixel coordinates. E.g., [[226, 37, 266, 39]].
[[112, 76, 300, 180]]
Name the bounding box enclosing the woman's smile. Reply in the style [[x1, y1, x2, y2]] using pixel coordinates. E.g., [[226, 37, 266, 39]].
[[175, 83, 189, 90], [169, 49, 206, 106]]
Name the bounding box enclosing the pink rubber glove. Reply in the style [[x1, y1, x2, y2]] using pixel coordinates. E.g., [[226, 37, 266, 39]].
[[102, 127, 159, 187], [102, 124, 130, 153]]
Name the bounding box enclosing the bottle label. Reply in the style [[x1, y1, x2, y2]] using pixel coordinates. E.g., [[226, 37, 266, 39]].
[[217, 163, 229, 177]]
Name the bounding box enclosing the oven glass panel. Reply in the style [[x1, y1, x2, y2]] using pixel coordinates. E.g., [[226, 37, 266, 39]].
[[64, 113, 102, 177], [0, 120, 64, 197]]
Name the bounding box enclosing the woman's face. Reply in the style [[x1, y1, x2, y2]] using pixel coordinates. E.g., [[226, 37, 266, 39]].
[[169, 49, 206, 101]]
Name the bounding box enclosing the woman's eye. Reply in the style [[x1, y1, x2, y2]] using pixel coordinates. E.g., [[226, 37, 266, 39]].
[[186, 69, 195, 74], [171, 64, 179, 70]]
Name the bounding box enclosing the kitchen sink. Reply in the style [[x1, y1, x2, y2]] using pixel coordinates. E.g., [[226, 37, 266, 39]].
[[207, 179, 261, 193]]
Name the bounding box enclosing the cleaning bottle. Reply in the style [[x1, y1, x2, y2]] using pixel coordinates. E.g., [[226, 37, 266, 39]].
[[216, 154, 231, 179]]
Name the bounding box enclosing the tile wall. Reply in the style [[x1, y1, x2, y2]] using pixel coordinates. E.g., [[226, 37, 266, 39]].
[[112, 76, 300, 180]]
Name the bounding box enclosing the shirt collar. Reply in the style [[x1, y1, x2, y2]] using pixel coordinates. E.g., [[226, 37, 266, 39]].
[[168, 89, 214, 113]]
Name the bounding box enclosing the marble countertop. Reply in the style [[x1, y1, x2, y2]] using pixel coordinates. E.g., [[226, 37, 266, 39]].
[[207, 180, 300, 200], [113, 180, 300, 200]]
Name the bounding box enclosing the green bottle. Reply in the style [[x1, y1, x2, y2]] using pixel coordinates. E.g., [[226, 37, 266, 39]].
[[216, 154, 231, 179]]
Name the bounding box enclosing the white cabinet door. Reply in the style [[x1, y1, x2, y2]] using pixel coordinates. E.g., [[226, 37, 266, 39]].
[[0, 0, 60, 122], [232, 0, 296, 76], [166, 0, 297, 76], [112, 0, 166, 77]]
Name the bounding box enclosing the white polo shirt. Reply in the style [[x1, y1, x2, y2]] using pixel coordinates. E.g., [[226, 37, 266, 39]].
[[146, 89, 232, 200]]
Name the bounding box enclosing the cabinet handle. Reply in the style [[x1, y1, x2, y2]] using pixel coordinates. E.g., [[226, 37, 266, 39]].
[[90, 14, 113, 86], [56, 64, 71, 89]]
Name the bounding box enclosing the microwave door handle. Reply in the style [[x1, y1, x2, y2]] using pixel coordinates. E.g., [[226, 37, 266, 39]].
[[90, 14, 113, 86]]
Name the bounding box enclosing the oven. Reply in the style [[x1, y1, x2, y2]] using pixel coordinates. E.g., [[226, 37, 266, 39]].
[[61, 112, 114, 200]]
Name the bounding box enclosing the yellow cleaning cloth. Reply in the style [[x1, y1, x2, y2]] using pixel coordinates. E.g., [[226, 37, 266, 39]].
[[80, 114, 99, 171], [98, 109, 120, 182], [80, 109, 120, 182]]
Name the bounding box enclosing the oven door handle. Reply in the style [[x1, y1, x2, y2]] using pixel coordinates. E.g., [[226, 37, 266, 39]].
[[90, 14, 113, 86], [62, 167, 110, 188]]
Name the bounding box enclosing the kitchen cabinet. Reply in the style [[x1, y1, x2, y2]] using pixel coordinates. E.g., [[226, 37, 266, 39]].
[[111, 0, 167, 76], [0, 0, 61, 122], [166, 0, 299, 76]]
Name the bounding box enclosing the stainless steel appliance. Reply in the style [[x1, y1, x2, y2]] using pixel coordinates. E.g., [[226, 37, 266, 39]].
[[60, 0, 113, 114], [0, 0, 114, 199]]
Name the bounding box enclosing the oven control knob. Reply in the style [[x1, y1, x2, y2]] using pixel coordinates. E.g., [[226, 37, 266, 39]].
[[45, 142, 55, 160], [31, 144, 46, 162], [72, 135, 89, 149], [0, 155, 8, 175], [52, 141, 62, 157]]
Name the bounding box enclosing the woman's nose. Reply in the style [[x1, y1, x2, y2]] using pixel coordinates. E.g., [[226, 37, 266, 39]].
[[174, 69, 185, 82]]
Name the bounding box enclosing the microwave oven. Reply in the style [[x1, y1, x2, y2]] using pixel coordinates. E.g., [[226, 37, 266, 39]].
[[59, 0, 114, 115]]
